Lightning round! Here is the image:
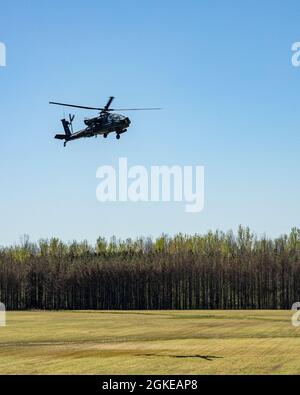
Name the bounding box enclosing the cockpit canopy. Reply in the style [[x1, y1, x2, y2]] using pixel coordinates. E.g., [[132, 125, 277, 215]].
[[108, 113, 126, 121], [84, 112, 127, 126]]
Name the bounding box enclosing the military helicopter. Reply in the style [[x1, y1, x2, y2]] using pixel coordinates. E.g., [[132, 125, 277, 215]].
[[50, 97, 161, 147]]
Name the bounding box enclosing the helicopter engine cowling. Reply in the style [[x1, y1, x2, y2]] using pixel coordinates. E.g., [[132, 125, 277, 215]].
[[84, 118, 94, 126], [85, 116, 101, 126]]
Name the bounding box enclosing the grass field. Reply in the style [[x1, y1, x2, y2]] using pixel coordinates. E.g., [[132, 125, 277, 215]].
[[0, 310, 299, 375]]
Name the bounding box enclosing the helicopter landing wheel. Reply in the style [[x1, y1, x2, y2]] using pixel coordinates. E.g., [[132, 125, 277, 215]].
[[64, 141, 67, 147], [116, 134, 120, 140], [103, 133, 108, 138]]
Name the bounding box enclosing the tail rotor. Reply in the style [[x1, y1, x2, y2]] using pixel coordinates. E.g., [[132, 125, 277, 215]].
[[69, 114, 75, 133]]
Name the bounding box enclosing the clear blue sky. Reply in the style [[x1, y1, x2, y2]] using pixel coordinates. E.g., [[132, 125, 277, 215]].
[[0, 0, 299, 245]]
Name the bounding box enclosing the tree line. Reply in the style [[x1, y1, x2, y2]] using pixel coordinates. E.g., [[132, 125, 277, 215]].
[[0, 226, 299, 310]]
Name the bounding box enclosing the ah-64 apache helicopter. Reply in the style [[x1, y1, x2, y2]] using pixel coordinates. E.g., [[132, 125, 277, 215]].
[[50, 96, 161, 147]]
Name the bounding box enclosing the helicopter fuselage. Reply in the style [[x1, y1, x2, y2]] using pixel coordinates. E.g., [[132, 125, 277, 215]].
[[56, 113, 131, 145], [50, 96, 160, 147]]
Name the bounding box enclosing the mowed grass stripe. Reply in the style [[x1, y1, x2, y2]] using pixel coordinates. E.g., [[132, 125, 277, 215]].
[[0, 310, 299, 374]]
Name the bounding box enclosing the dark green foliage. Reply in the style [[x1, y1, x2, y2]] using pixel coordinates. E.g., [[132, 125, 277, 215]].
[[0, 227, 299, 310]]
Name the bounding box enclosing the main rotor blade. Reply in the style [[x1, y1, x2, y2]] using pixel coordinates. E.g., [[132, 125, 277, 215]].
[[49, 102, 102, 111], [49, 101, 162, 112], [103, 96, 115, 111], [108, 108, 162, 111]]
